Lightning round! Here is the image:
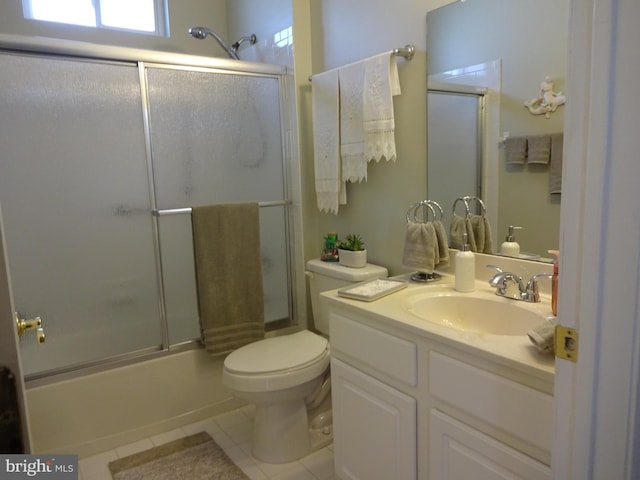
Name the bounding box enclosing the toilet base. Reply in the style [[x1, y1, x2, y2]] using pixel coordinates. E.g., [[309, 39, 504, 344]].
[[252, 399, 312, 463], [309, 408, 333, 451]]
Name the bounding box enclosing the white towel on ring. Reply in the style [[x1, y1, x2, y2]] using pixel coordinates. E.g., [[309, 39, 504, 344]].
[[312, 69, 343, 214], [363, 52, 401, 163]]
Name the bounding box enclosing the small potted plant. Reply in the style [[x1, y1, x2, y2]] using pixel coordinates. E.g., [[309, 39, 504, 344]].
[[337, 234, 367, 268]]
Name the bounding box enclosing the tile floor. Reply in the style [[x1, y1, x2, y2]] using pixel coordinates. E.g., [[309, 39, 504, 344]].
[[78, 405, 337, 480]]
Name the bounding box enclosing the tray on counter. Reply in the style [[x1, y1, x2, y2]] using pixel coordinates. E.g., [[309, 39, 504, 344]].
[[337, 277, 408, 302]]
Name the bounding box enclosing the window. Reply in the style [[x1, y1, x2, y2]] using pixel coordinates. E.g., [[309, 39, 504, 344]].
[[274, 26, 292, 48], [23, 0, 167, 36]]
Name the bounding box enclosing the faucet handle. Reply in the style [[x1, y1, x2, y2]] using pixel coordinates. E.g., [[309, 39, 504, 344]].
[[486, 264, 504, 274], [486, 264, 507, 289], [525, 273, 554, 302]]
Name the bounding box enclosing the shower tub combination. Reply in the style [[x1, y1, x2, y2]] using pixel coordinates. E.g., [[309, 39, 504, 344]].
[[0, 35, 303, 456]]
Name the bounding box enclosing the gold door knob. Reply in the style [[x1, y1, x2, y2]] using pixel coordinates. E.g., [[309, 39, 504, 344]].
[[15, 313, 45, 344]]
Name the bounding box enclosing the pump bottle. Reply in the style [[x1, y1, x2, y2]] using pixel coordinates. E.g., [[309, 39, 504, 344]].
[[455, 233, 475, 292], [501, 225, 522, 257]]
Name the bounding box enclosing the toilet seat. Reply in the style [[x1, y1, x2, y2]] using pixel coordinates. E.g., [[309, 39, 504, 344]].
[[223, 330, 330, 392]]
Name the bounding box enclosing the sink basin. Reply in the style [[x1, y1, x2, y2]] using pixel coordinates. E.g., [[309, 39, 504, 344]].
[[406, 293, 549, 335]]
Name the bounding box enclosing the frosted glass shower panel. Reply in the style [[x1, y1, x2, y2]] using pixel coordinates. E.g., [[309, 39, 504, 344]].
[[157, 215, 201, 344], [146, 67, 286, 208], [0, 53, 161, 375], [146, 66, 291, 338]]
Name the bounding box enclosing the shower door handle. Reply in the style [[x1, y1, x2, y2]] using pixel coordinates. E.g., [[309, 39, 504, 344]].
[[15, 313, 45, 344]]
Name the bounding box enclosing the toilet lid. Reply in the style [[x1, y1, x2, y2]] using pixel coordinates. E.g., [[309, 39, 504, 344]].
[[224, 330, 329, 375]]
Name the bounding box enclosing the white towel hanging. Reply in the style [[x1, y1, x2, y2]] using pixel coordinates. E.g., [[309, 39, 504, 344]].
[[312, 69, 343, 214]]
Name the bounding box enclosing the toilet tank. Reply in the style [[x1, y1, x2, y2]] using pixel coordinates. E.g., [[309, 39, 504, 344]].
[[306, 258, 388, 335]]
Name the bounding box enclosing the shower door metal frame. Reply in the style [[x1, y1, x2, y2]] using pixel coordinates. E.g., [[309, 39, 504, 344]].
[[427, 87, 486, 232], [138, 60, 296, 345], [0, 34, 296, 385]]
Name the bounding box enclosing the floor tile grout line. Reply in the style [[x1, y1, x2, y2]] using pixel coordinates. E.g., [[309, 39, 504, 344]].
[[78, 406, 335, 480]]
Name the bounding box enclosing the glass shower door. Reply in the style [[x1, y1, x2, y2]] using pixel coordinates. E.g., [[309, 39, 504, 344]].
[[0, 53, 162, 377], [145, 66, 291, 343]]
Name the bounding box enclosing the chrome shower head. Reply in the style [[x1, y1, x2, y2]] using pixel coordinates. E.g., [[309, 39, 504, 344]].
[[188, 26, 210, 40], [231, 34, 258, 53]]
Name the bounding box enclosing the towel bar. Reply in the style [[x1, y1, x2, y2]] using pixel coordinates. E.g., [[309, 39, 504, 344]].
[[308, 45, 415, 82], [153, 199, 291, 216]]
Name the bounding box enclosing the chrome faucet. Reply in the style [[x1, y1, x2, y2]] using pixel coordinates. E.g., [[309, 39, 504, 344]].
[[524, 273, 554, 302], [486, 265, 552, 303], [487, 265, 526, 300]]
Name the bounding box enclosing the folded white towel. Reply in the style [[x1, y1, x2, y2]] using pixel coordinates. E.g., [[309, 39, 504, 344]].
[[339, 62, 367, 183], [312, 69, 342, 214], [527, 318, 557, 354], [363, 52, 401, 163]]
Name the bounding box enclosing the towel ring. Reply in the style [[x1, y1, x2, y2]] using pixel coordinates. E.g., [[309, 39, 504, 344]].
[[406, 201, 434, 223], [452, 196, 486, 218], [406, 200, 443, 223], [427, 200, 444, 220], [467, 196, 487, 217], [452, 197, 470, 219]]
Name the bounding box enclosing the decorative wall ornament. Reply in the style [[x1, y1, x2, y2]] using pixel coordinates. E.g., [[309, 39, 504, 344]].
[[524, 76, 566, 118]]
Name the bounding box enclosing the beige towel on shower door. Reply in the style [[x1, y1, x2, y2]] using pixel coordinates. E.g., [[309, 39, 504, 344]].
[[191, 203, 265, 355]]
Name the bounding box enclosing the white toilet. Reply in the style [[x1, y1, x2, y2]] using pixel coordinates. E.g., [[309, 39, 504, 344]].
[[222, 258, 388, 463]]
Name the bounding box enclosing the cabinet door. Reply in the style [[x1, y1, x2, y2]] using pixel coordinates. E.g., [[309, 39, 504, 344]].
[[332, 358, 416, 480], [430, 409, 551, 480]]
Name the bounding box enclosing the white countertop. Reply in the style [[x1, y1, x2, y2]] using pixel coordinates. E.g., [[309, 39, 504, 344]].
[[322, 273, 556, 383]]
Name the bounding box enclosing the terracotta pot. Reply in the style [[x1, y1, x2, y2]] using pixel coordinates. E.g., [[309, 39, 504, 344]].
[[338, 249, 367, 268]]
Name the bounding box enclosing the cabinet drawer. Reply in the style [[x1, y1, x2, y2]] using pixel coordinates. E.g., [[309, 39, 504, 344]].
[[429, 352, 553, 453], [430, 409, 551, 480], [331, 313, 417, 386]]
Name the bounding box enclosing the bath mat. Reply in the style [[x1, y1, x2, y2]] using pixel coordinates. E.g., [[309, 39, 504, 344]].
[[108, 431, 249, 480]]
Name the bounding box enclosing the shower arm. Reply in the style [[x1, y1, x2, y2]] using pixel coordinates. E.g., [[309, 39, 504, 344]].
[[188, 26, 240, 60]]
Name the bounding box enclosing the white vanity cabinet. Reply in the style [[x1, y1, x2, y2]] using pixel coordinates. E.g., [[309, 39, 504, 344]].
[[327, 296, 554, 480], [428, 352, 552, 480], [332, 359, 417, 480], [330, 311, 419, 480]]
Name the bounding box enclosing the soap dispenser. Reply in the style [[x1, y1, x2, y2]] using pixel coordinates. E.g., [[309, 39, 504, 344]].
[[501, 225, 522, 257], [455, 233, 475, 292]]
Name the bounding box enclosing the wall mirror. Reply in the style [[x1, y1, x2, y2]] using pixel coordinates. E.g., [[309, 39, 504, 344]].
[[426, 0, 568, 261]]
